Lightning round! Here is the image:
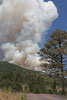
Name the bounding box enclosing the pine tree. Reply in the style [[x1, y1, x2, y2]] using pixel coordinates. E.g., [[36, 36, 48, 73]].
[[40, 29, 67, 94]]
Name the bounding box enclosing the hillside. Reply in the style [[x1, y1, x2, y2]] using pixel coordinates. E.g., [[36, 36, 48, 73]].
[[0, 61, 67, 95], [0, 61, 53, 93], [0, 61, 44, 79], [0, 61, 35, 73]]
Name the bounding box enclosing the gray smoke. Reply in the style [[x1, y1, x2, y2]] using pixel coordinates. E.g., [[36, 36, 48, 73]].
[[0, 0, 58, 70]]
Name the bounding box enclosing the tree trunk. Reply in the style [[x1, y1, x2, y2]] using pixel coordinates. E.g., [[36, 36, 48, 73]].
[[62, 74, 65, 94], [52, 78, 56, 93], [59, 40, 65, 94], [60, 55, 65, 94]]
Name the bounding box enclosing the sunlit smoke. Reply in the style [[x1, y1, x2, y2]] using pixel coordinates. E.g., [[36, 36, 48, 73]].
[[0, 0, 58, 70]]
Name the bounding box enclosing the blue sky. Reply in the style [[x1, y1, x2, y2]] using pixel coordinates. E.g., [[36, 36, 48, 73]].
[[44, 0, 67, 41], [44, 0, 67, 68]]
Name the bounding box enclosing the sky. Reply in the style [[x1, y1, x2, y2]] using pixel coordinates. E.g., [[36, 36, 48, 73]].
[[45, 0, 67, 68], [44, 0, 67, 41], [0, 0, 67, 67]]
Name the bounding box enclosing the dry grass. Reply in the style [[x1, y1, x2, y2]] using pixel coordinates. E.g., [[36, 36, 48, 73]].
[[0, 89, 26, 100]]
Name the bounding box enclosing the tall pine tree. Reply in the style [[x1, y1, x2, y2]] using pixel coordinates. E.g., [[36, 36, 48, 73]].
[[40, 29, 67, 94]]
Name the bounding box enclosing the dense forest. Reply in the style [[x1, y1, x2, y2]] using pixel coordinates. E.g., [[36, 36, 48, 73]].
[[0, 61, 67, 95]]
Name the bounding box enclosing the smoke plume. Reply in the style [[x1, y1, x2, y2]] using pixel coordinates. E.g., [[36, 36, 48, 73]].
[[0, 0, 58, 70]]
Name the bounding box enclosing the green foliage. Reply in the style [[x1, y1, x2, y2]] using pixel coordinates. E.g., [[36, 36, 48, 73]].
[[0, 61, 67, 95], [21, 93, 26, 100], [0, 61, 52, 93], [40, 29, 67, 94]]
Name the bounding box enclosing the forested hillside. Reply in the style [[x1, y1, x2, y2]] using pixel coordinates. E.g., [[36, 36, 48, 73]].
[[0, 61, 67, 95]]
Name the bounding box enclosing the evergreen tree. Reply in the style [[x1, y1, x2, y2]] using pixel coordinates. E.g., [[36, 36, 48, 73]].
[[40, 29, 67, 94]]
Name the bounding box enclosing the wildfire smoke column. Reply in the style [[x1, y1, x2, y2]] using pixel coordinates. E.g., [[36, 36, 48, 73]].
[[0, 0, 58, 70]]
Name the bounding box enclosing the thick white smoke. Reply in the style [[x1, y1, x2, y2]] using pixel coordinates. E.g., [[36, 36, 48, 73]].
[[0, 0, 58, 70]]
